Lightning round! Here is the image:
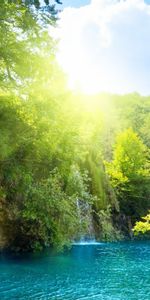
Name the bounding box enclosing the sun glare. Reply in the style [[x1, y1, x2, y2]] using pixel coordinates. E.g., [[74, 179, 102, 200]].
[[57, 51, 116, 95], [55, 0, 150, 96]]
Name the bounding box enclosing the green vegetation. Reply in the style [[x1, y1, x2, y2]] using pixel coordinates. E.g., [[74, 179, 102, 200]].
[[0, 1, 150, 252], [106, 128, 149, 218], [133, 213, 150, 235]]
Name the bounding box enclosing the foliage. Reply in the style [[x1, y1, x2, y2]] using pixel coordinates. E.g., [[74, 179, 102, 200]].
[[106, 128, 150, 219], [21, 170, 78, 251], [106, 128, 148, 184], [96, 205, 122, 242], [0, 0, 150, 251], [133, 212, 150, 235], [0, 0, 62, 91]]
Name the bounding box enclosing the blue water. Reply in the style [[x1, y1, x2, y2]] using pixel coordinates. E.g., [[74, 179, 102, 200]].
[[0, 241, 150, 300]]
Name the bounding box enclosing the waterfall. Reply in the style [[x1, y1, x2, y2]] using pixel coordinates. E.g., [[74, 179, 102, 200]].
[[75, 198, 96, 243]]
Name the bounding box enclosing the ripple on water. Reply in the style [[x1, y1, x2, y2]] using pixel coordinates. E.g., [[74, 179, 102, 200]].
[[0, 241, 150, 300]]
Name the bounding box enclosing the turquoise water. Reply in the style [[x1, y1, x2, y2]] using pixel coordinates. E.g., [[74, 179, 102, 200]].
[[0, 241, 150, 299]]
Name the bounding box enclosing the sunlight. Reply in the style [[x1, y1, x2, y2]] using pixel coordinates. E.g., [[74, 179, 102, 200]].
[[55, 0, 150, 96], [68, 71, 116, 95], [57, 49, 118, 95], [1, 1, 150, 299]]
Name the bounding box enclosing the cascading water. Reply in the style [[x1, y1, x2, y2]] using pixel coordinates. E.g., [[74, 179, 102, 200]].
[[75, 199, 96, 244]]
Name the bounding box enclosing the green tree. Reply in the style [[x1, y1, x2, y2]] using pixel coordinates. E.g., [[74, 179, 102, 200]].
[[0, 0, 62, 91], [106, 128, 150, 219], [133, 212, 150, 235]]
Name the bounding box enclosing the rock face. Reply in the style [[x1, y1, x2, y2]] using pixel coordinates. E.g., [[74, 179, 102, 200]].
[[0, 229, 7, 250], [0, 200, 8, 250]]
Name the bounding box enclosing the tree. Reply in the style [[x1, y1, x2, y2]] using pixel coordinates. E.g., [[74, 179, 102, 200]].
[[0, 0, 62, 91], [133, 212, 150, 235], [106, 128, 150, 219]]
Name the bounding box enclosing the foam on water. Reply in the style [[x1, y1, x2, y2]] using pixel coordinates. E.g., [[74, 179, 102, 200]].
[[72, 240, 103, 245]]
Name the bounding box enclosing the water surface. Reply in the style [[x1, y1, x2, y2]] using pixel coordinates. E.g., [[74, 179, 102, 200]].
[[0, 241, 150, 299]]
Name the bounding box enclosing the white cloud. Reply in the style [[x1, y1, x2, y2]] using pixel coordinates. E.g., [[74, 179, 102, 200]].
[[55, 0, 150, 94]]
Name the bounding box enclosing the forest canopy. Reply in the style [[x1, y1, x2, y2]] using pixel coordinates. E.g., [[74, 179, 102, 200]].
[[0, 0, 150, 252]]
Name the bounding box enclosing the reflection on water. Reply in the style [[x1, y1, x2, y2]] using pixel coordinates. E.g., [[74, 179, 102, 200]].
[[0, 241, 150, 299]]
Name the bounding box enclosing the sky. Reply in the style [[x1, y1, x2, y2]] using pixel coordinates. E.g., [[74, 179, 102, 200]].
[[61, 0, 90, 8], [54, 0, 150, 95]]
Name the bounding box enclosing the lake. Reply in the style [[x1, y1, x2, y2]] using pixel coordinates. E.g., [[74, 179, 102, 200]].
[[0, 241, 150, 299]]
